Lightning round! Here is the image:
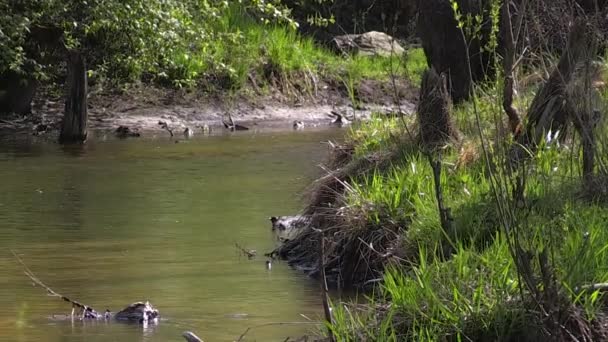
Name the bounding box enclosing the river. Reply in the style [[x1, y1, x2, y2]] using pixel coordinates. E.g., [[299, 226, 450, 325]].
[[0, 127, 341, 341]]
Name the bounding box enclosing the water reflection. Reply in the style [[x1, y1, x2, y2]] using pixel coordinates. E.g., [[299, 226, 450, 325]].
[[0, 129, 340, 341]]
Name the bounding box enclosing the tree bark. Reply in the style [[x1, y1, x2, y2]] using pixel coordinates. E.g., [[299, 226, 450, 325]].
[[417, 0, 496, 103], [60, 51, 88, 144], [417, 68, 459, 149], [517, 20, 593, 149]]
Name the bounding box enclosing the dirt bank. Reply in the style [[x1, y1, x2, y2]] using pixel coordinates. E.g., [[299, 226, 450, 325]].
[[1, 78, 417, 136]]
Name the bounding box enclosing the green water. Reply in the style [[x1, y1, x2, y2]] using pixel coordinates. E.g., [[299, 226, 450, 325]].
[[0, 128, 340, 341]]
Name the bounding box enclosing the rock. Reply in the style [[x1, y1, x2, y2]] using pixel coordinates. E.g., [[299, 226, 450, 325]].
[[270, 215, 310, 231], [332, 31, 405, 57], [114, 301, 159, 323], [115, 125, 141, 138]]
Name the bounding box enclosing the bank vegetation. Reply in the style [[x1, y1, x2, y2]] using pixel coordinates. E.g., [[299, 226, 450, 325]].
[[273, 1, 608, 340]]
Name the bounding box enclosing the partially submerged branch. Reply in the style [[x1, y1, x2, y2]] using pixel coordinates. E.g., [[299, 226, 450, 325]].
[[11, 250, 102, 318]]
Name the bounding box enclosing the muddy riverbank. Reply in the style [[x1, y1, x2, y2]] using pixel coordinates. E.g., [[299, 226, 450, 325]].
[[2, 78, 417, 136]]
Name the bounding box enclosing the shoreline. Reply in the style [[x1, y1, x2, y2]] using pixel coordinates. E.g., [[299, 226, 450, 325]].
[[3, 78, 417, 137]]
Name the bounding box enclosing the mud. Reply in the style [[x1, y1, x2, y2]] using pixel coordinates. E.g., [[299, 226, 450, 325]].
[[5, 78, 417, 136]]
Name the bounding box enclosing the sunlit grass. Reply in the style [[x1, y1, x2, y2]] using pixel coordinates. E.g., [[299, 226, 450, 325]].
[[326, 81, 608, 340], [161, 4, 422, 92]]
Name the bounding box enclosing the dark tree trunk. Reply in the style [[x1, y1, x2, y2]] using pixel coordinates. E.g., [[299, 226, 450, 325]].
[[60, 51, 88, 144], [417, 0, 496, 103], [0, 71, 37, 116]]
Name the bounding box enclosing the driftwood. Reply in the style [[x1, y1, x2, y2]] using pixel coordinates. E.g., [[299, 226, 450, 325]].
[[60, 51, 88, 143]]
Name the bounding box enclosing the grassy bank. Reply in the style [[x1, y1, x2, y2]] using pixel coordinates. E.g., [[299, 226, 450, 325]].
[[274, 59, 608, 339], [2, 1, 425, 102], [166, 5, 425, 98]]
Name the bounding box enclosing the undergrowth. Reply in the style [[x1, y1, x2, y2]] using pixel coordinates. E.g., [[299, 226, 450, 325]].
[[301, 83, 608, 340], [102, 4, 422, 95]]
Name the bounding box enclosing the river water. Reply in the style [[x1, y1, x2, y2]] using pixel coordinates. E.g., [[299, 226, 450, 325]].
[[0, 128, 340, 342]]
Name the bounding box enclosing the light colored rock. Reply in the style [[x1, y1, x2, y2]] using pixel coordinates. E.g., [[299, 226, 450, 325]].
[[332, 31, 405, 57]]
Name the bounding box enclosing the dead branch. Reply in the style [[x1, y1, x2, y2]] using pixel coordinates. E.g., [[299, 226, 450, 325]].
[[234, 242, 257, 259], [501, 0, 524, 134], [11, 249, 101, 316]]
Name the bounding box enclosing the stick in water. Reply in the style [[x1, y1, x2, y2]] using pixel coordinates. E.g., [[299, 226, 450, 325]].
[[11, 249, 102, 318]]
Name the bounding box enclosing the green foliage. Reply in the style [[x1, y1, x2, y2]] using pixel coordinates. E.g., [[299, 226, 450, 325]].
[[0, 0, 295, 82], [328, 82, 608, 339], [1, 0, 411, 92]]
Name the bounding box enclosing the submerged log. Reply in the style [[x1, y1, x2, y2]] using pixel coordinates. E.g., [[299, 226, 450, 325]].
[[60, 51, 88, 143]]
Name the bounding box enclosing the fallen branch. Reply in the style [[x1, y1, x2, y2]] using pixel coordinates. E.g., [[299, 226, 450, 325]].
[[234, 242, 257, 259], [11, 249, 102, 318]]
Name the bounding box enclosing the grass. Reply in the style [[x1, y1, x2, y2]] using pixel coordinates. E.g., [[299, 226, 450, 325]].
[[274, 63, 608, 339], [158, 4, 424, 96], [322, 110, 608, 340]]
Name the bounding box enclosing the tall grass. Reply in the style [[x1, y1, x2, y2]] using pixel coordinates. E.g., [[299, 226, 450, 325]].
[[325, 80, 608, 340], [162, 4, 416, 92]]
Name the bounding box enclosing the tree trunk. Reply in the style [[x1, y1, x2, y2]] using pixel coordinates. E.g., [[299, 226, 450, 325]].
[[60, 51, 88, 144], [417, 0, 496, 103], [518, 20, 593, 148], [417, 68, 459, 148]]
